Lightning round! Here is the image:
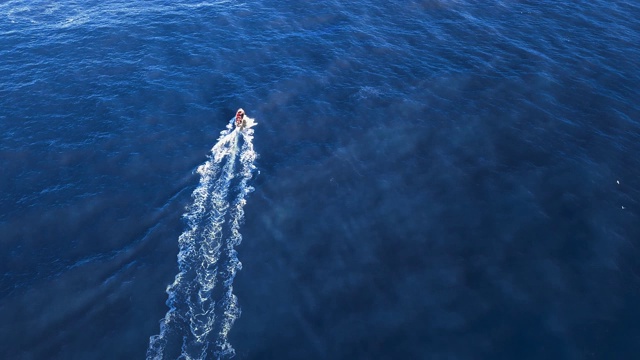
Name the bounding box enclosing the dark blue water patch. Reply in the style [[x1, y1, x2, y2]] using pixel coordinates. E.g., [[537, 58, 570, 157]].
[[229, 58, 640, 359], [233, 114, 638, 360]]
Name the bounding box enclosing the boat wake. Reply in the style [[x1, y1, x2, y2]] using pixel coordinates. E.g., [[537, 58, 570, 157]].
[[148, 117, 258, 360]]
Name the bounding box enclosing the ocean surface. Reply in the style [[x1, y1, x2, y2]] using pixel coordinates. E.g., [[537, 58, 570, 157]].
[[1, 0, 639, 359]]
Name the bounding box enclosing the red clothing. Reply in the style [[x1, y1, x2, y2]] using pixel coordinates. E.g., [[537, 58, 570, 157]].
[[235, 109, 245, 127]]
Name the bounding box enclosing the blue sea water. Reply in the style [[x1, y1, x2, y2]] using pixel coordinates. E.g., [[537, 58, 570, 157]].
[[1, 0, 640, 359]]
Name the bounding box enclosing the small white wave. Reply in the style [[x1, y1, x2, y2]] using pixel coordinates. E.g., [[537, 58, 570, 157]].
[[2, 1, 89, 29], [2, 0, 246, 30]]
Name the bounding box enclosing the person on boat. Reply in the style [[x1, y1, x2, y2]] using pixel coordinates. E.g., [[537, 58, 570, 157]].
[[235, 108, 245, 128]]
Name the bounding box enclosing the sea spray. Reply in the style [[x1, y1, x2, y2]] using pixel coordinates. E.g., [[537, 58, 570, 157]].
[[148, 117, 258, 360]]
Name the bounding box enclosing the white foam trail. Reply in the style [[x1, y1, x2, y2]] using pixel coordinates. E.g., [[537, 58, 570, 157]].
[[214, 128, 258, 358], [148, 117, 258, 360]]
